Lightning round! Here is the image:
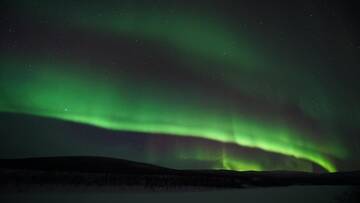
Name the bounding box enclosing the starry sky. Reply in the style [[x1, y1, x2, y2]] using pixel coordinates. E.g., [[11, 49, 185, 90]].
[[1, 0, 359, 172]]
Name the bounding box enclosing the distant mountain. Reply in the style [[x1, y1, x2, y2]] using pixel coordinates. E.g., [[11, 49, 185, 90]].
[[0, 156, 171, 174], [1, 156, 359, 191]]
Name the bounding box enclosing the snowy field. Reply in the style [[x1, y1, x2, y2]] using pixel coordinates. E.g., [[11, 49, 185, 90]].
[[1, 185, 358, 203]]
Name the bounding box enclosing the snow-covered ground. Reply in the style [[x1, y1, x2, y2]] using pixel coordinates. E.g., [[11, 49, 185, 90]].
[[1, 185, 358, 203]]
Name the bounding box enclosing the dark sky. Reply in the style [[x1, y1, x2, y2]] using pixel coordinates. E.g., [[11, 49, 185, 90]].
[[1, 0, 359, 172]]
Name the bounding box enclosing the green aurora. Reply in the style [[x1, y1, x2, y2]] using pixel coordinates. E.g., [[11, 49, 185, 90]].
[[1, 1, 358, 172], [18, 1, 360, 129], [0, 58, 345, 172]]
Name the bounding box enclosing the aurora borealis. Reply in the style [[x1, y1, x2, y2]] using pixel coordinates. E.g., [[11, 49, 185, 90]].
[[1, 1, 360, 172]]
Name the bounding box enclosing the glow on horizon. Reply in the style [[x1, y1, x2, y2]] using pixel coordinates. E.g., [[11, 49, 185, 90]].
[[0, 59, 345, 172]]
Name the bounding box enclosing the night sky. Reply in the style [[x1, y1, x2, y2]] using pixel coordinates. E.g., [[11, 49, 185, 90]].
[[1, 0, 360, 172]]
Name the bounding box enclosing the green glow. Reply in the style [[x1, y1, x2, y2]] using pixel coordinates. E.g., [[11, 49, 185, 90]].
[[174, 146, 263, 171], [222, 159, 261, 171], [13, 1, 358, 133], [17, 2, 266, 71], [32, 3, 358, 132], [175, 146, 312, 171], [0, 58, 345, 172], [83, 11, 260, 69]]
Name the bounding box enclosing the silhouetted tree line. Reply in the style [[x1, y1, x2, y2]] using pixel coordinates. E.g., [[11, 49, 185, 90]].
[[0, 168, 247, 189]]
